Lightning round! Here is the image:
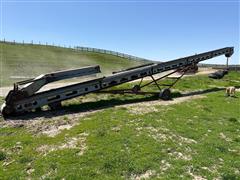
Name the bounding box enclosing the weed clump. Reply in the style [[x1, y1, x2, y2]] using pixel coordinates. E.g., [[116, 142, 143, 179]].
[[0, 151, 6, 161], [222, 173, 238, 180], [228, 117, 238, 123]]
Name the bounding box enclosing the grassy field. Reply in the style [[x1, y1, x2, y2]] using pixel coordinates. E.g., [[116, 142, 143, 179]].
[[0, 42, 148, 86], [0, 72, 239, 179]]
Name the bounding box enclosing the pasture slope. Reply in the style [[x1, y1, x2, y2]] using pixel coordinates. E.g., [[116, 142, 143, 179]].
[[0, 70, 239, 179], [0, 42, 148, 86]]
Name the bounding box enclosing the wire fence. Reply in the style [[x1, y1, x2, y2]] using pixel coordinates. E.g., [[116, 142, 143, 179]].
[[74, 46, 149, 61], [0, 39, 74, 49], [0, 39, 149, 62]]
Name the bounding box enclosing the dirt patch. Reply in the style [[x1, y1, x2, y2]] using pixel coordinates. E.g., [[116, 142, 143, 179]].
[[1, 109, 100, 137], [219, 132, 232, 142], [196, 68, 217, 75], [26, 168, 35, 175], [37, 133, 88, 156], [136, 126, 197, 146], [136, 126, 196, 161], [125, 95, 204, 115], [45, 124, 72, 135], [2, 160, 15, 167], [159, 160, 171, 172], [130, 170, 156, 180], [187, 167, 207, 180], [168, 151, 192, 161], [111, 125, 122, 132], [128, 105, 158, 115]]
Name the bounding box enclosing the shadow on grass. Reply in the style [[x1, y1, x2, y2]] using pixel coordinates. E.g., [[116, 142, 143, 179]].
[[5, 87, 238, 121], [180, 87, 225, 96]]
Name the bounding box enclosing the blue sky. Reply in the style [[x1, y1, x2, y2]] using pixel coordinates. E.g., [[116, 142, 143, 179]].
[[1, 0, 239, 64]]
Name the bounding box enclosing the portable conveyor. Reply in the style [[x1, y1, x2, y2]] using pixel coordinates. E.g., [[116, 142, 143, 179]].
[[0, 47, 234, 117]]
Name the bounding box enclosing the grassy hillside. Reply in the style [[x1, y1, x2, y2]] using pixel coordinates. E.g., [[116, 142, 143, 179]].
[[0, 42, 148, 86], [0, 72, 239, 179]]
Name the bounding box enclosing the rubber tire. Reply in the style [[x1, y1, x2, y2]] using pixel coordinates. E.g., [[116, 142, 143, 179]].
[[159, 88, 171, 100], [1, 104, 13, 118]]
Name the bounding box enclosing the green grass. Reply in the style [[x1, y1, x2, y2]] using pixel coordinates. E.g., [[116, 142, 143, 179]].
[[0, 42, 148, 86], [0, 72, 239, 179]]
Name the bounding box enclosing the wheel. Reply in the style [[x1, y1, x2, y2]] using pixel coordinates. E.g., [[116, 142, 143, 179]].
[[159, 88, 171, 100], [132, 85, 141, 93], [1, 103, 13, 118]]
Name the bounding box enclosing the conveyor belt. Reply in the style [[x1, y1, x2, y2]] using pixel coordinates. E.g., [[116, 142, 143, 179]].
[[0, 47, 234, 117]]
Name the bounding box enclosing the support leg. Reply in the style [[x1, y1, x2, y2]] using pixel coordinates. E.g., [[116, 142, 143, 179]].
[[150, 75, 161, 91], [226, 57, 229, 70], [48, 101, 62, 110], [138, 77, 144, 87], [132, 77, 144, 93]]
